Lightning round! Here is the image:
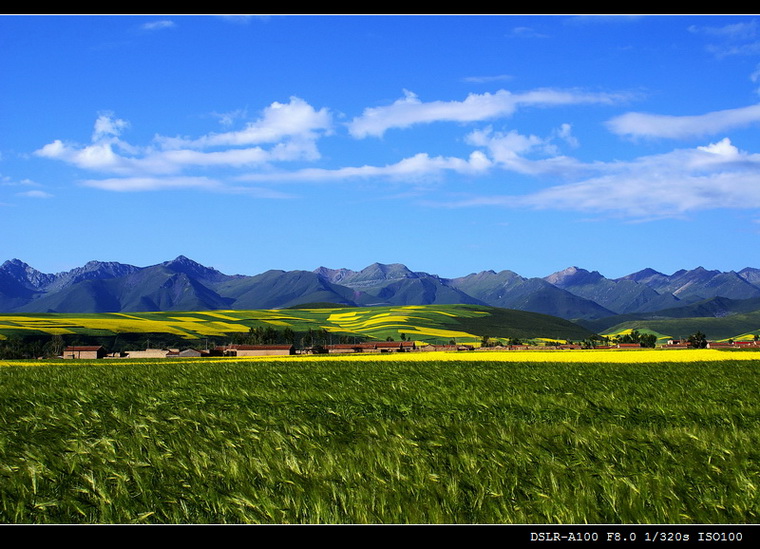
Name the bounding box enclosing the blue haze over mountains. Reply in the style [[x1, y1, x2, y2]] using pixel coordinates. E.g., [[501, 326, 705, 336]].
[[2, 256, 760, 327]]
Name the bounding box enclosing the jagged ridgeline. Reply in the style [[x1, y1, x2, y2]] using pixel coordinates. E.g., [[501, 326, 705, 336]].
[[1, 256, 760, 343], [3, 256, 760, 320]]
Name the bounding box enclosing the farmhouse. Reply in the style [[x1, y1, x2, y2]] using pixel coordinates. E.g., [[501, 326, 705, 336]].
[[420, 344, 473, 352], [223, 344, 295, 357], [324, 341, 417, 354], [164, 348, 206, 358], [706, 341, 733, 348], [124, 348, 173, 359], [326, 343, 368, 354], [63, 346, 106, 359], [615, 343, 644, 349], [373, 341, 417, 352]]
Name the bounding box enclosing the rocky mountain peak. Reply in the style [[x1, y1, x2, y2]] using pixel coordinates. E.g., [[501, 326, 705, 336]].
[[544, 266, 603, 288]]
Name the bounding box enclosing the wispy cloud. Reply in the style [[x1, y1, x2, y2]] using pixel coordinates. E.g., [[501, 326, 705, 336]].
[[140, 20, 176, 32], [606, 104, 760, 140], [1, 175, 53, 200], [16, 189, 53, 199], [217, 15, 267, 25], [158, 97, 331, 149], [348, 88, 628, 138], [689, 19, 759, 40], [80, 175, 293, 197], [689, 19, 760, 58], [34, 98, 333, 190], [238, 151, 492, 184], [462, 74, 513, 84], [464, 124, 582, 176], [436, 137, 760, 219], [508, 26, 548, 38]]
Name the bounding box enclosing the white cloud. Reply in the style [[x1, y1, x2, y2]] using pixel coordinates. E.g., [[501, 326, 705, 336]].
[[141, 20, 175, 32], [159, 97, 332, 149], [689, 20, 759, 40], [35, 98, 333, 190], [509, 26, 548, 38], [697, 137, 740, 156], [464, 125, 586, 177], [553, 123, 579, 148], [238, 151, 492, 184], [92, 112, 129, 141], [16, 190, 53, 199], [443, 138, 760, 219], [81, 176, 293, 198], [606, 104, 760, 139], [688, 19, 760, 58], [36, 140, 134, 173], [212, 108, 249, 128], [462, 74, 514, 84], [81, 176, 223, 192], [1, 175, 53, 200], [348, 88, 626, 138]]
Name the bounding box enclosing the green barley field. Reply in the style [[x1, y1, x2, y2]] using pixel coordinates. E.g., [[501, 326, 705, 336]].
[[1, 353, 759, 524]]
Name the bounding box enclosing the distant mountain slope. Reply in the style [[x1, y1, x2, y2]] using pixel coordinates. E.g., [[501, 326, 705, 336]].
[[577, 295, 760, 334], [316, 262, 427, 288], [545, 266, 681, 314], [448, 270, 615, 320], [621, 266, 760, 302], [0, 264, 42, 311], [2, 257, 760, 335], [216, 269, 359, 309]]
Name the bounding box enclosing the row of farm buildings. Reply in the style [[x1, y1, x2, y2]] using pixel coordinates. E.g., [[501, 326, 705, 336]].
[[60, 339, 760, 359], [62, 341, 419, 359]]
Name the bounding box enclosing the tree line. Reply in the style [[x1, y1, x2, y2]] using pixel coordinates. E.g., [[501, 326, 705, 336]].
[[0, 326, 375, 359]]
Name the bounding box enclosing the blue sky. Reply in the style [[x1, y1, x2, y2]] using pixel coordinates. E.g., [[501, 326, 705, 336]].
[[2, 15, 760, 280]]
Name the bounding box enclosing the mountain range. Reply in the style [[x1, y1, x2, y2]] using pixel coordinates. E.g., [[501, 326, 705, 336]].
[[2, 257, 760, 331]]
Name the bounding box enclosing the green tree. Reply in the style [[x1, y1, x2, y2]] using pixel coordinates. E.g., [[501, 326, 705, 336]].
[[687, 331, 708, 349], [43, 334, 66, 357], [639, 333, 657, 348]]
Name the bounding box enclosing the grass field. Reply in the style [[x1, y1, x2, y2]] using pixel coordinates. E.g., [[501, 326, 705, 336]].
[[1, 350, 759, 524]]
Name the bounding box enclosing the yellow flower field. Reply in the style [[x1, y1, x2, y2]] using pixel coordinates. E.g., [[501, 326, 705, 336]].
[[288, 348, 760, 364], [3, 348, 759, 368]]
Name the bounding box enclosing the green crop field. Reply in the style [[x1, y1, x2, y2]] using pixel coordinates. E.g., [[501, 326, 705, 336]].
[[1, 352, 759, 524], [0, 304, 595, 347]]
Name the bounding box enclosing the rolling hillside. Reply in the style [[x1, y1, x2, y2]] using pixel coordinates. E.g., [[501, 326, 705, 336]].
[[0, 304, 596, 346]]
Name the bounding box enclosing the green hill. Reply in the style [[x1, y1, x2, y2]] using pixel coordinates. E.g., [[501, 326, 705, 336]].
[[598, 312, 760, 342], [0, 304, 595, 346]]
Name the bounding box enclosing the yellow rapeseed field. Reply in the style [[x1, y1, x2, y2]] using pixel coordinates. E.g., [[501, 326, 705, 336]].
[[401, 326, 478, 339], [3, 348, 758, 368], [291, 349, 760, 363]]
